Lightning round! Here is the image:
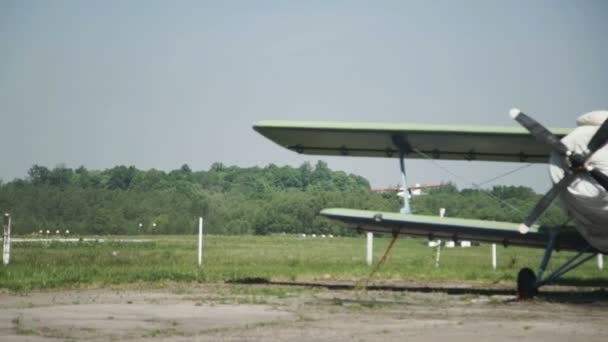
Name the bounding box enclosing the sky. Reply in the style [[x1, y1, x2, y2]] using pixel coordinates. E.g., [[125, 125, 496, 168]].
[[0, 0, 607, 192]]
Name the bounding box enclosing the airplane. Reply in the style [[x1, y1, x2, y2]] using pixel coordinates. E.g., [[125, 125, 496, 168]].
[[372, 184, 448, 192], [371, 183, 448, 196], [253, 108, 608, 297]]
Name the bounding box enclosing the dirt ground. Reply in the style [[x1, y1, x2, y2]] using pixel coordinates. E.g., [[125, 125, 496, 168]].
[[1, 281, 607, 341]]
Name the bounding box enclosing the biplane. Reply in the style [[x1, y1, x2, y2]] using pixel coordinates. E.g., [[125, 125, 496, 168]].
[[254, 109, 608, 297]]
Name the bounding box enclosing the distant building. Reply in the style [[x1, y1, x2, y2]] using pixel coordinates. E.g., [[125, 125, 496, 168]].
[[371, 183, 448, 197]]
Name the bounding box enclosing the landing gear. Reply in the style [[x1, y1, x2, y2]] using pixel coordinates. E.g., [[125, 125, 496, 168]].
[[517, 267, 538, 299], [516, 231, 597, 299]]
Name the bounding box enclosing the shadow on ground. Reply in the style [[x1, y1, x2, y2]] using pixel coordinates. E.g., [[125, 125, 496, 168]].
[[227, 277, 608, 304]]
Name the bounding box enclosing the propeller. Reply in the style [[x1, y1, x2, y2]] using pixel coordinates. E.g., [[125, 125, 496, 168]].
[[510, 108, 608, 233]]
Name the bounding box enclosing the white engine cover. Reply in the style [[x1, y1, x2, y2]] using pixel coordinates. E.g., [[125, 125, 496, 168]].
[[549, 111, 608, 252]]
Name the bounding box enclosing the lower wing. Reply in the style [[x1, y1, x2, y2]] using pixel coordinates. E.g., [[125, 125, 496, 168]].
[[321, 208, 590, 252]]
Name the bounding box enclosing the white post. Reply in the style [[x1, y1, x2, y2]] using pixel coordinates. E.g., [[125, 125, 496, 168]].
[[491, 243, 497, 270], [3, 213, 11, 266], [198, 217, 203, 267], [598, 253, 604, 270], [435, 241, 441, 268], [366, 232, 373, 266], [435, 208, 445, 268]]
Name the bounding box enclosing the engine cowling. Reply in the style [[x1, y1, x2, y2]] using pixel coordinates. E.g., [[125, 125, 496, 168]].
[[549, 111, 608, 252]]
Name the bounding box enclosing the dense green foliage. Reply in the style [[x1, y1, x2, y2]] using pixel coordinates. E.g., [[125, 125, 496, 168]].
[[0, 162, 396, 235], [0, 162, 566, 235]]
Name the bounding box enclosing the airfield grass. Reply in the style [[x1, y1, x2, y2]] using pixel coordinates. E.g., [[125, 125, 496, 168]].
[[1, 235, 606, 291]]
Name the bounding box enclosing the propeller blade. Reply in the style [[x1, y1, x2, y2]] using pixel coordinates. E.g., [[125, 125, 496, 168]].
[[587, 118, 608, 154], [518, 172, 577, 234], [510, 108, 570, 156], [589, 168, 608, 192]]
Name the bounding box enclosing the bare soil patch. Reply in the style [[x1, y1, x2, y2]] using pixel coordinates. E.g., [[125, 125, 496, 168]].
[[1, 282, 607, 341]]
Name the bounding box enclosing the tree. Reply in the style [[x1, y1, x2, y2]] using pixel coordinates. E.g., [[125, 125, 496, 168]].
[[312, 161, 331, 183], [106, 166, 137, 190], [210, 162, 225, 172], [299, 162, 313, 188], [3, 161, 558, 236], [48, 166, 73, 187], [28, 165, 51, 185], [180, 164, 192, 173]]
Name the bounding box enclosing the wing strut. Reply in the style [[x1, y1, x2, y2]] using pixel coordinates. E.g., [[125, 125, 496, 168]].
[[361, 232, 399, 288], [392, 135, 412, 214], [357, 136, 409, 288]]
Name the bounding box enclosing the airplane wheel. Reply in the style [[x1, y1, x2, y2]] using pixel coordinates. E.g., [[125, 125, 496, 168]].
[[517, 267, 538, 299]]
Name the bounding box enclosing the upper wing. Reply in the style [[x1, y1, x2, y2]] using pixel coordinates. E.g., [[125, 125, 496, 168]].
[[321, 208, 590, 251], [253, 121, 572, 163]]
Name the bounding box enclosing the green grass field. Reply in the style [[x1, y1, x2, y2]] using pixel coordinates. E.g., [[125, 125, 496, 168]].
[[1, 235, 606, 291]]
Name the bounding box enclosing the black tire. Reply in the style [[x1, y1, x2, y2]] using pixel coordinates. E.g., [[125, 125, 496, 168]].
[[517, 267, 538, 299]]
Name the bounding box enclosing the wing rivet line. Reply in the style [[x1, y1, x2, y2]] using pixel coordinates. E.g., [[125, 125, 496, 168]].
[[518, 152, 529, 162], [464, 149, 477, 161], [340, 145, 349, 156], [385, 148, 394, 158], [373, 213, 383, 222], [432, 149, 440, 159]]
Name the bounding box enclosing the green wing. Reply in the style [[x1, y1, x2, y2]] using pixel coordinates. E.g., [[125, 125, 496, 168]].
[[253, 121, 572, 163], [321, 208, 589, 251]]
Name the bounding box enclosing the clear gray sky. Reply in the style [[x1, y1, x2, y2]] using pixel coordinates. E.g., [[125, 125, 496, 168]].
[[1, 0, 607, 192]]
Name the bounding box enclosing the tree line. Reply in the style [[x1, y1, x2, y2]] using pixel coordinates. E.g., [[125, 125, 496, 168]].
[[0, 162, 567, 235]]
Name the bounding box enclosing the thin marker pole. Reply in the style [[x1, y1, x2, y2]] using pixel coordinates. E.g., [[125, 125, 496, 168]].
[[435, 208, 445, 268], [598, 253, 604, 270], [198, 217, 203, 267], [435, 242, 441, 268], [366, 232, 373, 266], [3, 213, 11, 266], [491, 243, 497, 270]]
